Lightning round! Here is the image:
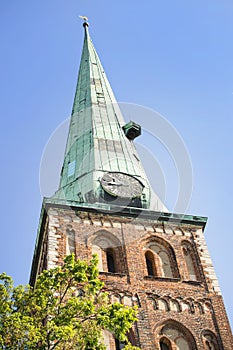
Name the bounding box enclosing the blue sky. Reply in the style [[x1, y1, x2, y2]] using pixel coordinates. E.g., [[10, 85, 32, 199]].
[[0, 0, 233, 328]]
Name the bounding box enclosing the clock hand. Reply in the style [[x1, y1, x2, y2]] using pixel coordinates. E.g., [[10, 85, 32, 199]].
[[107, 181, 123, 186]]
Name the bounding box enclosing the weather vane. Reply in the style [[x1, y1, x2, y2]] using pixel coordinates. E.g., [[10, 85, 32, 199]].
[[79, 15, 89, 27], [79, 15, 88, 22]]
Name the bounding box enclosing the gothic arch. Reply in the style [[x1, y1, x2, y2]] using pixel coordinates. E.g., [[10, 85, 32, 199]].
[[201, 330, 220, 350], [156, 319, 198, 350], [181, 240, 200, 281], [90, 229, 122, 248], [144, 237, 179, 278], [91, 230, 125, 273]]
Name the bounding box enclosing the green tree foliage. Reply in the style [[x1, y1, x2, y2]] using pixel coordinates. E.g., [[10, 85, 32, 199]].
[[0, 255, 139, 349]]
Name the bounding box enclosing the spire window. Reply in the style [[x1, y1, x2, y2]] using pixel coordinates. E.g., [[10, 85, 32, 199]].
[[67, 160, 76, 177]]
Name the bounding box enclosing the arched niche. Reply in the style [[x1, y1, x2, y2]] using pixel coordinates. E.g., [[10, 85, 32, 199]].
[[158, 299, 169, 312], [66, 226, 75, 255], [170, 299, 181, 313], [181, 241, 200, 281]]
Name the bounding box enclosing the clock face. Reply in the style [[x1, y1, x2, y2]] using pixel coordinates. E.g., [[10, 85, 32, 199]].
[[101, 172, 144, 198]]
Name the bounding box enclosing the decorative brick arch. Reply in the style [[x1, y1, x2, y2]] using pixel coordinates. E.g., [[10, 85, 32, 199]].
[[193, 301, 204, 315], [170, 299, 181, 313]]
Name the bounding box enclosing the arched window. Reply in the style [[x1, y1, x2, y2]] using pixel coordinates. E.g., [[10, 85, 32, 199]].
[[202, 331, 219, 350], [91, 231, 123, 273], [160, 337, 172, 350], [145, 250, 156, 276], [182, 242, 199, 281], [159, 322, 197, 350], [106, 249, 116, 273], [145, 239, 179, 278]]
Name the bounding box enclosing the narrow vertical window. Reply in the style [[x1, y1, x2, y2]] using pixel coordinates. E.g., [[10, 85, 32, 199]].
[[92, 245, 103, 271], [115, 339, 125, 350], [205, 341, 212, 350], [203, 332, 218, 350], [67, 160, 76, 177], [106, 249, 116, 273], [160, 339, 171, 350], [145, 251, 155, 276]]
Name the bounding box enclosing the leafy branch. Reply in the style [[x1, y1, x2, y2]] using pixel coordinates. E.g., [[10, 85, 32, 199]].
[[0, 255, 139, 350]]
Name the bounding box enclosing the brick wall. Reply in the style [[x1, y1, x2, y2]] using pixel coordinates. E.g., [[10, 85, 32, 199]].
[[35, 205, 233, 349]]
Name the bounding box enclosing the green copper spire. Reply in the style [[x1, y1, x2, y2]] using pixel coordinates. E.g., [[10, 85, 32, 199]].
[[52, 20, 166, 211]]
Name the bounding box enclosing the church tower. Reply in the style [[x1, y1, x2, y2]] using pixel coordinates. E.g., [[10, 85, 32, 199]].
[[30, 20, 233, 349]]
